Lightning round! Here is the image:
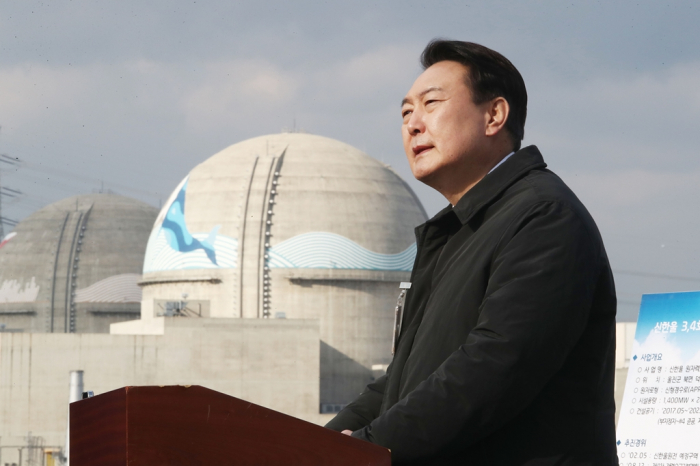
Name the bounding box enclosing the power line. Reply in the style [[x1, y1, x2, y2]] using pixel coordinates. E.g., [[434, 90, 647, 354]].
[[0, 154, 19, 165], [0, 149, 161, 227], [1, 186, 21, 195], [0, 130, 21, 237], [8, 155, 161, 200], [0, 151, 17, 237], [0, 188, 21, 198]]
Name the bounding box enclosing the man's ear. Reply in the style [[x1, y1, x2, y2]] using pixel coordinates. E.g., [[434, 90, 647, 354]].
[[485, 97, 509, 137]]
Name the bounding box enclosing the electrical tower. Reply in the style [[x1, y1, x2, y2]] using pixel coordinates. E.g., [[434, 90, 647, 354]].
[[0, 166, 3, 239], [0, 127, 20, 238]]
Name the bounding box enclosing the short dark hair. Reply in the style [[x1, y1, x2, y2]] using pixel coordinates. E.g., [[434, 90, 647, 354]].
[[421, 39, 527, 151]]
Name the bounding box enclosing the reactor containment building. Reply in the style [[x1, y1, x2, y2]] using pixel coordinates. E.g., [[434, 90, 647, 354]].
[[0, 133, 430, 462], [127, 133, 428, 409], [0, 194, 157, 333]]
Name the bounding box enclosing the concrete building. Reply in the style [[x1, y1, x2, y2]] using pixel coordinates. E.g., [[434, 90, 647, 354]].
[[0, 133, 429, 463], [0, 319, 639, 465], [134, 133, 428, 409], [0, 318, 321, 464], [0, 194, 157, 334], [0, 133, 639, 465]]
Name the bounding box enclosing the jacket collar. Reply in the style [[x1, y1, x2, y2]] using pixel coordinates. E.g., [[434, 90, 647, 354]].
[[428, 145, 547, 226]]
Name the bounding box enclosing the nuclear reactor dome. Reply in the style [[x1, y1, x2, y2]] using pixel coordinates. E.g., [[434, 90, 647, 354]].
[[0, 194, 158, 333], [140, 133, 428, 408]]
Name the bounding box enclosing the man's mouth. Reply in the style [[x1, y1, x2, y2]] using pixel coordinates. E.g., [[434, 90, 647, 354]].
[[412, 145, 433, 156]]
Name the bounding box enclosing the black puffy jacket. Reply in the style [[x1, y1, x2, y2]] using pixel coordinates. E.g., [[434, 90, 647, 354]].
[[326, 146, 618, 466]]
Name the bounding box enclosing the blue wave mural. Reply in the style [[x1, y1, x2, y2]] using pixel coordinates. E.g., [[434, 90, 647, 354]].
[[144, 229, 238, 272], [267, 232, 416, 271], [162, 178, 219, 265], [143, 175, 233, 273], [142, 175, 416, 273]]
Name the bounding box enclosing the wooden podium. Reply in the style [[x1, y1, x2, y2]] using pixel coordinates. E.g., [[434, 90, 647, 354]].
[[70, 385, 390, 466]]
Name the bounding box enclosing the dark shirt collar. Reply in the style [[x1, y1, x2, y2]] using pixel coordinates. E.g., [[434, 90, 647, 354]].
[[427, 145, 547, 226]]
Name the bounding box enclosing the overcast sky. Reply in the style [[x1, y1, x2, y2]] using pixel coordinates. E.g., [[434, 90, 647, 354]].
[[1, 1, 699, 320]]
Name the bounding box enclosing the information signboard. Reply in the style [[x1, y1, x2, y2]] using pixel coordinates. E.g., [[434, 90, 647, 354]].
[[617, 291, 700, 465]]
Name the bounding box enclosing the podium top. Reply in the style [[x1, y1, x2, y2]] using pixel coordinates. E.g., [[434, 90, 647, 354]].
[[70, 385, 390, 466]]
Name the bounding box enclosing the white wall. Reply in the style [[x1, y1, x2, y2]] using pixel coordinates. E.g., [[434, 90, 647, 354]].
[[0, 317, 321, 460]]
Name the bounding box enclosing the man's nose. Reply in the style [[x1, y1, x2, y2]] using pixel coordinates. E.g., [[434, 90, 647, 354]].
[[406, 110, 425, 135]]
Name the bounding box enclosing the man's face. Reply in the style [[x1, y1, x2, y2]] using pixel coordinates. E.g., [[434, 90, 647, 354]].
[[401, 61, 491, 188]]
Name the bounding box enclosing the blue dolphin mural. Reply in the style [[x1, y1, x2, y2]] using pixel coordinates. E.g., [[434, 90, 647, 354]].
[[161, 180, 220, 265]]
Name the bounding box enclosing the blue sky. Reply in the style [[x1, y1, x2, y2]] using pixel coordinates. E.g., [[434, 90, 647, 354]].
[[1, 1, 699, 320]]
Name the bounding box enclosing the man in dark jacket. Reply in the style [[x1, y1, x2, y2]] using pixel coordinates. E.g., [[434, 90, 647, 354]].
[[326, 40, 619, 465]]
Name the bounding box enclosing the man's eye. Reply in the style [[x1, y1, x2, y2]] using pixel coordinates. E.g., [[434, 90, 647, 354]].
[[402, 110, 412, 118]]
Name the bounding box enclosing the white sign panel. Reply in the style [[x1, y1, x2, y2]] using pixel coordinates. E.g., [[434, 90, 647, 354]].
[[617, 292, 700, 465]]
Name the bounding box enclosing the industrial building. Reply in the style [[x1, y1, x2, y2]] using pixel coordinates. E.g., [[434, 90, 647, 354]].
[[0, 133, 639, 466], [133, 133, 428, 408], [1, 317, 323, 464], [0, 193, 157, 334], [0, 133, 429, 464]]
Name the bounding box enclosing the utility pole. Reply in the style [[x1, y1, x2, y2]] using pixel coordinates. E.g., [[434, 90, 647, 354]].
[[0, 155, 21, 238], [0, 126, 4, 238], [0, 165, 4, 239], [0, 127, 21, 237], [0, 126, 5, 241]]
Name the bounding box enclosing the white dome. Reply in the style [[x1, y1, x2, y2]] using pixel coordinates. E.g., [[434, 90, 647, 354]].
[[140, 133, 427, 406], [0, 194, 157, 333]]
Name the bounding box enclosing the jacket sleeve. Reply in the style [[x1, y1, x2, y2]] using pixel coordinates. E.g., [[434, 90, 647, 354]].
[[325, 372, 388, 432], [351, 201, 604, 462]]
